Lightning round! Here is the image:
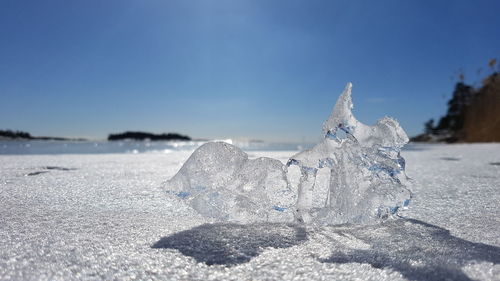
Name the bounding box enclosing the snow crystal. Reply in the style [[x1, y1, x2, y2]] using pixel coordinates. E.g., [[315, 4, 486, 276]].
[[165, 83, 411, 224]]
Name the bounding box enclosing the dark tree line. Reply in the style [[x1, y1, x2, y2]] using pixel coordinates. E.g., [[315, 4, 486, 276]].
[[0, 130, 33, 139], [0, 130, 86, 141], [423, 82, 475, 142], [108, 131, 191, 141], [414, 58, 499, 142]]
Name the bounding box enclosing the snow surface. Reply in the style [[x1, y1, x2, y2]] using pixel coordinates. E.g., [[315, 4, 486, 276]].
[[1, 143, 499, 280]]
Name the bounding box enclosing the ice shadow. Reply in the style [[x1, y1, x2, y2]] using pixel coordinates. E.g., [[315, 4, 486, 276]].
[[152, 218, 499, 277], [25, 166, 77, 176], [45, 166, 77, 171], [440, 157, 461, 161], [152, 223, 307, 266], [26, 171, 50, 176], [319, 218, 500, 281]]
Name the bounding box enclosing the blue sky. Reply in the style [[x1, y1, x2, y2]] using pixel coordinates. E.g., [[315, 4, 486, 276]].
[[1, 0, 499, 142]]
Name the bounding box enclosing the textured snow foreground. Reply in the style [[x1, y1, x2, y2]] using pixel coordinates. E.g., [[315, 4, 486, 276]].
[[1, 144, 500, 281], [1, 144, 500, 280], [166, 84, 411, 225]]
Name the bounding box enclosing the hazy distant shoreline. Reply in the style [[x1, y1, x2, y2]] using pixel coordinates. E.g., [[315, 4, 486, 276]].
[[107, 131, 191, 141], [0, 130, 87, 141], [0, 130, 191, 142]]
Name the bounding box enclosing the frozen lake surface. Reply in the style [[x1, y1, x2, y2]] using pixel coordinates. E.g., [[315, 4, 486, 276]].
[[0, 140, 312, 155], [1, 143, 499, 280]]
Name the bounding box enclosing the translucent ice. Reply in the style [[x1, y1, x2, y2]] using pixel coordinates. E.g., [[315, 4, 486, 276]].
[[164, 83, 411, 224], [288, 83, 411, 224], [165, 142, 296, 223]]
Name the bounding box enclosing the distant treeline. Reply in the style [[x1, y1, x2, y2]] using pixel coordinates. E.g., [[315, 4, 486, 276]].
[[0, 130, 32, 139], [1, 129, 191, 141], [412, 58, 500, 142], [108, 131, 191, 141], [0, 130, 86, 141]]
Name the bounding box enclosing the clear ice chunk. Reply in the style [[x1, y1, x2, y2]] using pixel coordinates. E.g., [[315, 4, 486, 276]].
[[165, 142, 296, 223], [164, 83, 411, 225], [288, 83, 411, 224]]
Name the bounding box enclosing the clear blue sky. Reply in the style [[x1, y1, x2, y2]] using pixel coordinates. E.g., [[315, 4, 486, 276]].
[[1, 0, 499, 142]]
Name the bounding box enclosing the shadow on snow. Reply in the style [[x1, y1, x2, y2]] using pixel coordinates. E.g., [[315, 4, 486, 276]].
[[152, 223, 307, 266], [318, 218, 500, 281], [152, 218, 500, 280]]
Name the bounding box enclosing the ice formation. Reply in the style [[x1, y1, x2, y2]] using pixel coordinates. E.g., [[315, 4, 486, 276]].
[[288, 83, 411, 224], [165, 83, 411, 224], [165, 142, 296, 222]]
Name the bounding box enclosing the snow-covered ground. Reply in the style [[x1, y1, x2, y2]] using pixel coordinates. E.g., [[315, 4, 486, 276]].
[[0, 143, 499, 281]]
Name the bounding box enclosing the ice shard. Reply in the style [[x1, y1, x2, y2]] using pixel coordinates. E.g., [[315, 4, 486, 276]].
[[287, 83, 411, 224], [164, 83, 411, 225]]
